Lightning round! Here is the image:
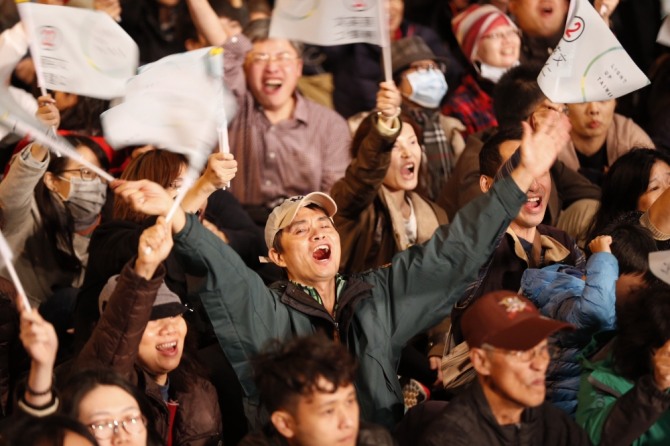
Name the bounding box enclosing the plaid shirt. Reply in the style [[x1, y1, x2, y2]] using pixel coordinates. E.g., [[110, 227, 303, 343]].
[[290, 274, 347, 317], [442, 74, 497, 137]]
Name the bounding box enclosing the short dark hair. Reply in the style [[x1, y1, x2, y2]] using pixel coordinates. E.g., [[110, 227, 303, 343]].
[[243, 18, 304, 56], [493, 63, 546, 127], [596, 221, 657, 277], [613, 283, 670, 381], [479, 125, 523, 177], [252, 334, 358, 413]]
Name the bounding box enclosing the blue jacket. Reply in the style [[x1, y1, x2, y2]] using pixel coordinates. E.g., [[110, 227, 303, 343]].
[[172, 177, 526, 429], [520, 252, 619, 414]]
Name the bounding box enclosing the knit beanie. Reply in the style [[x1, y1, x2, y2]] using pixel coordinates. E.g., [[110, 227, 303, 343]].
[[452, 4, 517, 63]]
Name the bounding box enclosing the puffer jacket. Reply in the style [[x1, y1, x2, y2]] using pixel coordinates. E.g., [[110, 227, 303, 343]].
[[451, 224, 586, 344], [417, 380, 591, 446], [76, 262, 222, 446], [172, 175, 527, 429], [331, 115, 448, 275], [520, 252, 619, 414]]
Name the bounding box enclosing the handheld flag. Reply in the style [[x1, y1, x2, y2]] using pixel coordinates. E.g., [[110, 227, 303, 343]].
[[537, 0, 650, 103], [17, 2, 138, 99]]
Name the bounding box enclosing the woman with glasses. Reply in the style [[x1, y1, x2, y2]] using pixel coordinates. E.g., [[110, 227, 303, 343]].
[[0, 98, 110, 316], [444, 4, 522, 137]]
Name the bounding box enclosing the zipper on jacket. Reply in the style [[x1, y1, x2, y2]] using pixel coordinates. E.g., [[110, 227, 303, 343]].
[[333, 321, 340, 342]]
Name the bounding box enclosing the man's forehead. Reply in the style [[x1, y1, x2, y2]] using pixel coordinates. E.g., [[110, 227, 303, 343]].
[[286, 207, 330, 227], [252, 38, 297, 54]]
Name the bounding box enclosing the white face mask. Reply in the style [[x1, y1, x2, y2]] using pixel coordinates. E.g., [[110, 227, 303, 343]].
[[405, 69, 448, 109], [57, 177, 107, 230], [477, 61, 519, 84]]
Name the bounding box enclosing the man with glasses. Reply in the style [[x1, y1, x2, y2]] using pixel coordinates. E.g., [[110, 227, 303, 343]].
[[418, 290, 590, 446], [187, 0, 351, 227]]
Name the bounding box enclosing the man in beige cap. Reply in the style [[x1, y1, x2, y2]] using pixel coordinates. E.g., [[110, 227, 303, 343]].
[[113, 107, 571, 431], [417, 290, 589, 445]]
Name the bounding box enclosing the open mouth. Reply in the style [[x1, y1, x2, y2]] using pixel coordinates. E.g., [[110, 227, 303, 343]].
[[526, 196, 542, 209], [156, 341, 177, 354], [264, 79, 282, 93], [313, 244, 331, 261], [401, 162, 415, 178], [539, 4, 554, 17]]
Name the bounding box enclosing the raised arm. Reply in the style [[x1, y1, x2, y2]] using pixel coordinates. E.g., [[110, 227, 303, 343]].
[[377, 110, 571, 344], [76, 217, 173, 374], [185, 0, 230, 46], [181, 152, 238, 214], [330, 81, 401, 218], [18, 307, 58, 416]]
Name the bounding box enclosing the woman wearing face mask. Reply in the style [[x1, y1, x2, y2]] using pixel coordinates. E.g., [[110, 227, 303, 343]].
[[0, 97, 109, 312], [389, 36, 466, 201], [444, 4, 521, 137]]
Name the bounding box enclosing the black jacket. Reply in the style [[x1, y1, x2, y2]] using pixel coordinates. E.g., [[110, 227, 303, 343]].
[[417, 380, 591, 446]]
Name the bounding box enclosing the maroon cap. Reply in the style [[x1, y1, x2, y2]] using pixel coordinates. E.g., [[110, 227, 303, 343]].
[[462, 290, 573, 351]]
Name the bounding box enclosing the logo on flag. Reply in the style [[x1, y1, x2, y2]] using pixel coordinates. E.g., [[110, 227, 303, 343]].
[[537, 0, 649, 103]]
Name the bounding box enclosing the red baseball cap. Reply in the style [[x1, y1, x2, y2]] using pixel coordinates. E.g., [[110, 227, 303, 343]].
[[462, 290, 573, 351]]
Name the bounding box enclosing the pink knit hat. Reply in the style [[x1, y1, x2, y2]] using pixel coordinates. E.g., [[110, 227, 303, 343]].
[[452, 4, 517, 63]]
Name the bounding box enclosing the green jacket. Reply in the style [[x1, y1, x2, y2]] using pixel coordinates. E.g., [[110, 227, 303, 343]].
[[172, 176, 525, 429], [576, 338, 670, 445]]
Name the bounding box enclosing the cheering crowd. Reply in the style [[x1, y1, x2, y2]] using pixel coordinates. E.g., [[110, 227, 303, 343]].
[[1, 0, 670, 445]]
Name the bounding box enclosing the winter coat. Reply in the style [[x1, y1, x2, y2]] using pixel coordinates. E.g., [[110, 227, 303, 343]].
[[76, 262, 223, 446], [577, 341, 670, 446], [171, 175, 528, 429], [331, 115, 448, 274], [417, 380, 591, 446], [520, 252, 619, 414]]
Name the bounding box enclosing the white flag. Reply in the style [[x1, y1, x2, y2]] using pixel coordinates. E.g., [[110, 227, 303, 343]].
[[18, 3, 138, 99], [650, 250, 670, 286], [0, 88, 115, 183], [658, 16, 670, 47], [101, 47, 236, 172], [537, 0, 650, 103], [269, 0, 384, 46]]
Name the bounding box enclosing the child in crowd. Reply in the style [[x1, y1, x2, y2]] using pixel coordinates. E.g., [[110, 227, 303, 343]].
[[519, 222, 658, 415]]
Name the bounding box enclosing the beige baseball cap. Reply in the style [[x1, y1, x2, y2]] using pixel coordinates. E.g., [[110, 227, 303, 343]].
[[263, 192, 338, 254]]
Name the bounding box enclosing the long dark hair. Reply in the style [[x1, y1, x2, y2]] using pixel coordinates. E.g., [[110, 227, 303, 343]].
[[588, 148, 670, 240], [60, 368, 162, 446], [33, 134, 109, 273], [0, 414, 99, 446]]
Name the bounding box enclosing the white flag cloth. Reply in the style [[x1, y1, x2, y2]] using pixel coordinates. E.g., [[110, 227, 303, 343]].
[[269, 0, 384, 46], [0, 88, 115, 182], [658, 16, 670, 47], [101, 47, 235, 173], [650, 250, 670, 286], [537, 0, 650, 103], [17, 3, 138, 99]]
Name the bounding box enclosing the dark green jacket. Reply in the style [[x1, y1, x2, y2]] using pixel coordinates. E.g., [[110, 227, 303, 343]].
[[577, 337, 670, 445], [172, 176, 526, 429]]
